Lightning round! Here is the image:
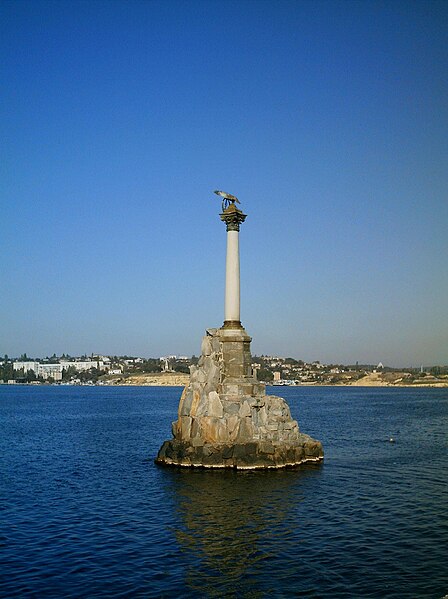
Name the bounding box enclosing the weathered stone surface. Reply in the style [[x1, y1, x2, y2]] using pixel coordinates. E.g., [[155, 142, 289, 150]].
[[201, 336, 213, 357], [180, 416, 192, 440], [207, 391, 224, 418], [259, 441, 275, 454], [239, 400, 251, 418], [223, 401, 240, 415], [156, 439, 323, 469], [236, 416, 254, 442], [179, 391, 193, 416], [156, 326, 324, 469], [196, 368, 206, 384]]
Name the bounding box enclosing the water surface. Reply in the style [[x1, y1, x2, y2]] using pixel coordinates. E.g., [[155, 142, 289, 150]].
[[1, 385, 447, 597]]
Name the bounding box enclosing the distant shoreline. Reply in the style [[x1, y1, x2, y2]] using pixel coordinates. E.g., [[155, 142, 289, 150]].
[[2, 381, 447, 389]]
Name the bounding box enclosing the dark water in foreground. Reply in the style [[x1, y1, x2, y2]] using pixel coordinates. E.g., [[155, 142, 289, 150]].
[[0, 385, 447, 598]]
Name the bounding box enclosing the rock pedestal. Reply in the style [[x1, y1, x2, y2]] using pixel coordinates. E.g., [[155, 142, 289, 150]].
[[156, 325, 324, 469]]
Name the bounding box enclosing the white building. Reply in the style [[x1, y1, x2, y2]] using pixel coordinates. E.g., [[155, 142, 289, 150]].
[[60, 360, 104, 372], [13, 359, 104, 379], [13, 361, 39, 373], [37, 364, 63, 381]]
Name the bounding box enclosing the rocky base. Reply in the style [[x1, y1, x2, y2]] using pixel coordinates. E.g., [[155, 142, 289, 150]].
[[156, 437, 323, 470], [155, 325, 324, 470]]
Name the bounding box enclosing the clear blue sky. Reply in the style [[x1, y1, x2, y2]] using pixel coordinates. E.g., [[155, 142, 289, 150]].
[[1, 0, 447, 366]]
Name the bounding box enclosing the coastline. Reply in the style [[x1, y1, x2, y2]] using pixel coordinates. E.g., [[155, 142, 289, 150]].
[[2, 373, 447, 389], [105, 372, 448, 388]]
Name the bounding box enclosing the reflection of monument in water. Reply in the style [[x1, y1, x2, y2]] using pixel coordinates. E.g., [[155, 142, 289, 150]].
[[156, 192, 323, 468], [164, 465, 323, 596]]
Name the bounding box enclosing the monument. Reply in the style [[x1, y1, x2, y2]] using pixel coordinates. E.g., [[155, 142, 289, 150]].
[[156, 192, 324, 469]]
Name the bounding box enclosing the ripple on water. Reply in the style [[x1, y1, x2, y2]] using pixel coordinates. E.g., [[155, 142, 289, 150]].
[[0, 385, 447, 598]]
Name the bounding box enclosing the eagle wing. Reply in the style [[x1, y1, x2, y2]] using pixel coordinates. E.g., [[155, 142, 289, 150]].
[[214, 190, 240, 203]]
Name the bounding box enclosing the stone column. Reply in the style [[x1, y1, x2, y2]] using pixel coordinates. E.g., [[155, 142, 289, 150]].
[[220, 204, 246, 328]]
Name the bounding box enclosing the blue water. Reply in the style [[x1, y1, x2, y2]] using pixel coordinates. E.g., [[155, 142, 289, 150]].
[[0, 385, 447, 598]]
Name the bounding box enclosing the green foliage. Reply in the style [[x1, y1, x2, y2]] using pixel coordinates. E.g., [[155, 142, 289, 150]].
[[172, 361, 190, 374], [25, 369, 37, 382], [0, 361, 14, 382], [139, 359, 162, 373], [430, 366, 441, 376], [284, 357, 300, 365], [62, 366, 78, 380], [257, 368, 274, 382], [76, 368, 104, 383]]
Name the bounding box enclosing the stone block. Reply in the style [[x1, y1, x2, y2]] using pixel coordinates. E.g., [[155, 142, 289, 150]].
[[253, 383, 266, 396], [258, 441, 275, 454], [207, 362, 220, 385], [192, 381, 203, 394], [222, 401, 240, 415], [202, 451, 224, 467], [304, 441, 323, 457], [245, 442, 257, 455], [200, 416, 227, 443], [233, 444, 247, 459], [180, 416, 192, 440], [196, 368, 206, 384], [217, 420, 229, 442], [203, 356, 213, 371], [177, 387, 188, 417], [295, 446, 305, 461], [223, 383, 239, 396], [194, 393, 207, 416], [227, 414, 239, 434], [241, 384, 254, 395], [191, 436, 204, 447], [222, 445, 234, 459], [208, 391, 224, 418], [189, 390, 201, 416], [239, 400, 251, 418], [236, 417, 254, 442], [157, 440, 169, 460], [201, 336, 213, 356], [228, 419, 240, 442], [202, 444, 213, 457], [235, 453, 267, 468], [270, 409, 284, 417], [257, 406, 268, 425], [191, 418, 199, 439]]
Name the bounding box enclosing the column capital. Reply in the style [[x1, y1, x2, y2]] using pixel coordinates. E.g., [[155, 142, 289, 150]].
[[220, 204, 247, 232]]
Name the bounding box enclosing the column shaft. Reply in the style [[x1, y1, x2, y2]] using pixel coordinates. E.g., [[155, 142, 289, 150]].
[[225, 230, 240, 322]]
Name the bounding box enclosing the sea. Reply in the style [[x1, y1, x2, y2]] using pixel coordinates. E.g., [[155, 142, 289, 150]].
[[0, 385, 447, 598]]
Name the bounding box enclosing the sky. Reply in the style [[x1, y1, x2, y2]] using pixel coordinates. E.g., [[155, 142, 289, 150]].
[[1, 0, 447, 366]]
